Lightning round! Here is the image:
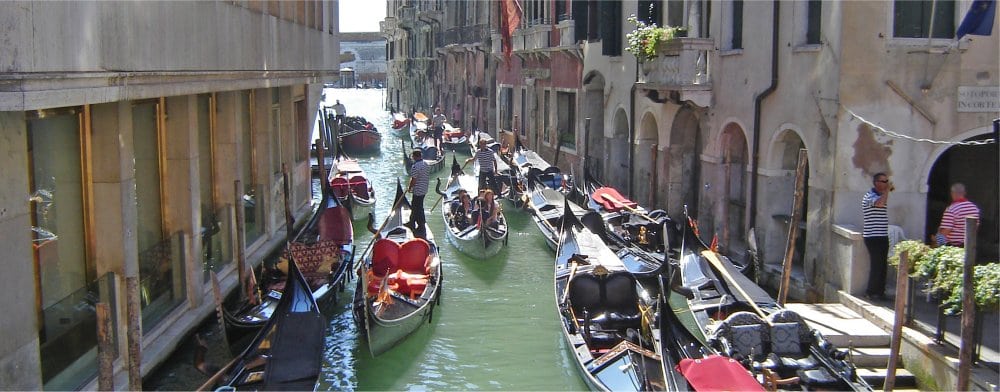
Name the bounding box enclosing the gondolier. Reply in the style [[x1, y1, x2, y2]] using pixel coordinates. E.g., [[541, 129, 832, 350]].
[[407, 150, 430, 234], [431, 107, 447, 149], [332, 99, 346, 121], [466, 139, 498, 194]]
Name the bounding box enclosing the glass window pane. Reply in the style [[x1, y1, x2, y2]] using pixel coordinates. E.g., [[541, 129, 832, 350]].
[[240, 92, 263, 244]]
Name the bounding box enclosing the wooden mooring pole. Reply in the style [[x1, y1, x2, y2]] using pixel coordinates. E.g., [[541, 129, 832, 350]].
[[96, 302, 114, 391], [957, 216, 978, 391], [234, 180, 247, 301], [125, 276, 142, 390], [777, 148, 807, 306], [884, 251, 910, 391]]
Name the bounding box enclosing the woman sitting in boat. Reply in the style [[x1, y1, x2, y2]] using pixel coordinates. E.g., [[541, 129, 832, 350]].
[[449, 190, 473, 230], [472, 189, 500, 228]]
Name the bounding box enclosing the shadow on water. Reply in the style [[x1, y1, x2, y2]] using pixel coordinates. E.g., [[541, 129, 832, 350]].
[[353, 315, 441, 391], [457, 248, 509, 285]]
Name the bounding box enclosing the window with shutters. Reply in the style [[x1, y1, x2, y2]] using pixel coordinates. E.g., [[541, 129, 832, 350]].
[[893, 0, 955, 39]]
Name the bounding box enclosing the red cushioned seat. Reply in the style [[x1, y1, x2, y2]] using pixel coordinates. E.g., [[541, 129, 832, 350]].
[[350, 176, 370, 199], [389, 270, 429, 299], [398, 239, 431, 275], [368, 239, 401, 296], [330, 176, 350, 198]]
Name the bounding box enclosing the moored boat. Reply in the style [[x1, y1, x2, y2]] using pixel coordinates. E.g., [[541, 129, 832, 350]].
[[390, 112, 412, 137], [353, 182, 443, 356], [508, 136, 575, 200], [554, 202, 668, 391], [329, 150, 376, 221], [223, 136, 354, 351], [403, 130, 445, 174], [339, 116, 382, 154], [203, 258, 325, 391], [658, 211, 873, 391], [525, 185, 587, 252], [440, 123, 471, 154], [435, 157, 508, 258]]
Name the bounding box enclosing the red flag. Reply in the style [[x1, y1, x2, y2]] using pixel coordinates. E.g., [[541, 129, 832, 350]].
[[500, 0, 523, 68]]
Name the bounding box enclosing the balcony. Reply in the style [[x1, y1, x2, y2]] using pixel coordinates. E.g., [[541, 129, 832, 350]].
[[557, 20, 575, 47], [380, 17, 398, 34], [398, 6, 415, 29], [513, 25, 553, 52], [636, 38, 713, 107], [443, 24, 489, 47]]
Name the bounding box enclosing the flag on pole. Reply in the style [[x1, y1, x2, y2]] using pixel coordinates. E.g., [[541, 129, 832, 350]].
[[500, 0, 523, 68], [957, 0, 996, 39]]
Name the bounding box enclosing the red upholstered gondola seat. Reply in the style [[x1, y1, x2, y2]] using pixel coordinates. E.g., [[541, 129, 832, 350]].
[[367, 239, 400, 296], [397, 238, 431, 275], [350, 176, 370, 199], [591, 187, 638, 213], [330, 176, 351, 198]]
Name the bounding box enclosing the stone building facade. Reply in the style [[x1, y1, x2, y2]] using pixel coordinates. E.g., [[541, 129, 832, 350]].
[[495, 0, 997, 302], [0, 1, 339, 389], [339, 32, 388, 87]]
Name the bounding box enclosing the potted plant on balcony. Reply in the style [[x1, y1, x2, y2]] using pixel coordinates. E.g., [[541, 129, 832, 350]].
[[625, 15, 687, 62]]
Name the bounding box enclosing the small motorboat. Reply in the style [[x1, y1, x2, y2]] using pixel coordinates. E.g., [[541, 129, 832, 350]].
[[435, 157, 508, 259], [390, 112, 411, 137], [338, 116, 381, 154], [353, 182, 443, 356]]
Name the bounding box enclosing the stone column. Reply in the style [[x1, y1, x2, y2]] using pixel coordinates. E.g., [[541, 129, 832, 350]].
[[0, 112, 43, 390], [252, 88, 278, 236], [89, 101, 140, 378], [213, 91, 244, 266], [163, 95, 203, 307]]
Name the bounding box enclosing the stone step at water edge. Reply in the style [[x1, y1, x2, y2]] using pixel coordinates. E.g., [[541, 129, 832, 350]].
[[847, 346, 895, 368], [784, 303, 891, 348], [856, 367, 918, 389]]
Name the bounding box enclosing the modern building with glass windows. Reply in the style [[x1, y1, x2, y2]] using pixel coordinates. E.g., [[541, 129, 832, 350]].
[[0, 2, 339, 389]]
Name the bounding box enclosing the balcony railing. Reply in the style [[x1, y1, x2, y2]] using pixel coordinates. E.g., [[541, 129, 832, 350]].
[[637, 37, 714, 107], [381, 17, 398, 33], [557, 20, 575, 46], [398, 6, 415, 29], [513, 25, 553, 51]]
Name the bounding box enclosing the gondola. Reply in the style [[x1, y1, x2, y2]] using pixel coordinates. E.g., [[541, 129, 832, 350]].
[[202, 257, 325, 391], [580, 174, 674, 257], [435, 157, 508, 258], [390, 112, 412, 138], [222, 135, 354, 351], [440, 123, 471, 154], [338, 115, 382, 154], [329, 146, 377, 222], [509, 135, 575, 197], [658, 209, 873, 391], [353, 182, 443, 356], [554, 199, 669, 391], [403, 128, 445, 174], [525, 184, 588, 252]]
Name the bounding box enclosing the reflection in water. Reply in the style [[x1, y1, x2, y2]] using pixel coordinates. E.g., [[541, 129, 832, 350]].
[[316, 89, 586, 391]]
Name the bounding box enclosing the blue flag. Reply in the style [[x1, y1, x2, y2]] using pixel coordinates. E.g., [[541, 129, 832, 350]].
[[956, 0, 996, 39]]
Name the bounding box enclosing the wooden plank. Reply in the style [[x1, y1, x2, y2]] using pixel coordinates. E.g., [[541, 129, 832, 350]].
[[96, 302, 114, 391], [234, 179, 246, 301], [884, 251, 909, 391], [778, 148, 807, 306], [125, 276, 142, 390], [956, 217, 978, 391]]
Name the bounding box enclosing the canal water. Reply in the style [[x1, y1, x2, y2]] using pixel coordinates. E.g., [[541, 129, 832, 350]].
[[146, 88, 588, 391]]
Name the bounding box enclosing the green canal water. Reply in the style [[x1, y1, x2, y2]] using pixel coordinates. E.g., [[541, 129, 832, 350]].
[[146, 88, 588, 391]]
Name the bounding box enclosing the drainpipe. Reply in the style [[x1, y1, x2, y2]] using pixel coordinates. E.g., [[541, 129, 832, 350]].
[[748, 0, 780, 235], [628, 64, 638, 196]]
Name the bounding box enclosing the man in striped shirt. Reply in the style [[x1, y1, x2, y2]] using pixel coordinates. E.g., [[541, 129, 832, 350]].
[[407, 150, 430, 234], [862, 172, 891, 300], [936, 183, 980, 247], [466, 139, 498, 195]]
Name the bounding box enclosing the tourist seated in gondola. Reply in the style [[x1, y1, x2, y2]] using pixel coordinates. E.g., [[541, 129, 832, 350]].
[[448, 190, 473, 230], [472, 189, 500, 228]]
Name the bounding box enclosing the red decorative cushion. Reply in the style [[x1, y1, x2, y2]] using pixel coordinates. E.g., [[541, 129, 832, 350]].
[[371, 239, 400, 277], [398, 239, 431, 274]]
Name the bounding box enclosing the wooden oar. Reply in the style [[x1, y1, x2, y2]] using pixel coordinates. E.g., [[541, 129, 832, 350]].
[[700, 249, 767, 318], [599, 193, 658, 222], [195, 355, 242, 391], [559, 261, 579, 305]]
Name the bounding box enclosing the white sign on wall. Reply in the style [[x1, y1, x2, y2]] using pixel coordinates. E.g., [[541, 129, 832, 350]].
[[957, 86, 1000, 113]]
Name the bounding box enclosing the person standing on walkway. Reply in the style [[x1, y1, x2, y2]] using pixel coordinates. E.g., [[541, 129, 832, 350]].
[[332, 99, 346, 121], [467, 139, 498, 195], [936, 183, 980, 247], [407, 150, 430, 234], [862, 172, 892, 300]]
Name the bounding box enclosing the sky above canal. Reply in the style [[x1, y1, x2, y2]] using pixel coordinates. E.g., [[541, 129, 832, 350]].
[[340, 0, 387, 32]]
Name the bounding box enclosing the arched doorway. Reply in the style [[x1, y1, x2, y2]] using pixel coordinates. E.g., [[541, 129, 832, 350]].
[[720, 123, 749, 255], [609, 109, 630, 191], [764, 130, 808, 270], [925, 134, 998, 261], [666, 108, 701, 220], [583, 72, 606, 181], [634, 113, 658, 204]]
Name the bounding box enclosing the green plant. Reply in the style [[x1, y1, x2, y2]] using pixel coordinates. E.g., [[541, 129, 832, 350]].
[[890, 241, 999, 314], [625, 15, 687, 62]]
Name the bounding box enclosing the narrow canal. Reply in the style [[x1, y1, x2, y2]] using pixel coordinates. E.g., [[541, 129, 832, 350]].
[[146, 88, 588, 391]]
